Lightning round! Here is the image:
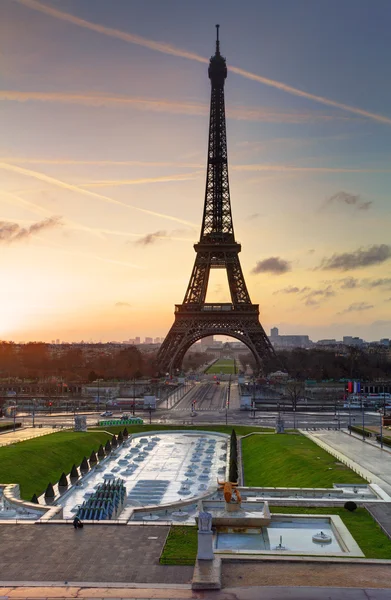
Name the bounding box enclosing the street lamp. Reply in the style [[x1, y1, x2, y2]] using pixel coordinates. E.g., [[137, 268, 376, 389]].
[[362, 397, 365, 442]]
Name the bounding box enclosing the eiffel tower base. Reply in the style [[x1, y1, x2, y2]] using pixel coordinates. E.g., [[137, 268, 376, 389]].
[[157, 307, 276, 375]]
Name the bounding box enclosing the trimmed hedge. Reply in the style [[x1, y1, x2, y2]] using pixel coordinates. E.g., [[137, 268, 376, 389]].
[[0, 422, 22, 432], [376, 435, 391, 448], [349, 425, 372, 438]]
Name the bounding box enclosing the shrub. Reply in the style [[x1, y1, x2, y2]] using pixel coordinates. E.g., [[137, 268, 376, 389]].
[[118, 430, 124, 444], [229, 455, 238, 483], [70, 464, 79, 479], [105, 440, 112, 453], [80, 456, 89, 472], [31, 493, 39, 504], [97, 444, 105, 458], [123, 427, 129, 438], [89, 450, 97, 464], [344, 501, 358, 512], [58, 472, 68, 488], [44, 482, 55, 498], [111, 435, 118, 448]]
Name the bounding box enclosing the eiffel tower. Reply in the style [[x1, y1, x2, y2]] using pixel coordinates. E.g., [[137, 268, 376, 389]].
[[157, 26, 277, 375]]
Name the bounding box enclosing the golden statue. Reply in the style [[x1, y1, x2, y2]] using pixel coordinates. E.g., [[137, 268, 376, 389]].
[[217, 480, 242, 504]]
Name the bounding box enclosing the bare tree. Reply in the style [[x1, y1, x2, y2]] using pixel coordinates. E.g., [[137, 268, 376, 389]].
[[283, 380, 305, 411]]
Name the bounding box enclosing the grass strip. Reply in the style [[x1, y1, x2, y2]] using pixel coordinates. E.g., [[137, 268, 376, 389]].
[[206, 359, 237, 374], [242, 433, 365, 487], [0, 430, 111, 500], [159, 525, 197, 565]]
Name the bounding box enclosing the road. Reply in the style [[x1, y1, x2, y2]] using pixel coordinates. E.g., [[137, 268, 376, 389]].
[[10, 381, 383, 429]]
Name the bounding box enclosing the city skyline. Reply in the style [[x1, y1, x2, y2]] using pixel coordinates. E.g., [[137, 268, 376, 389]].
[[1, 0, 391, 343]]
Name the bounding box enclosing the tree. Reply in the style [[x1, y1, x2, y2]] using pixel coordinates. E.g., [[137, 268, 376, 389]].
[[58, 472, 68, 488], [284, 380, 305, 411]]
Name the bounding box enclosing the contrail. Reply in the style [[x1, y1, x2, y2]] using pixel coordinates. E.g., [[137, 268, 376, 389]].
[[14, 0, 391, 125], [80, 172, 201, 188], [232, 164, 391, 173], [0, 156, 202, 168], [0, 91, 355, 124], [0, 161, 197, 228]]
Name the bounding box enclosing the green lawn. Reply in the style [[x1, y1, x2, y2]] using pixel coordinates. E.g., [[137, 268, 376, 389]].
[[159, 508, 391, 562], [95, 424, 273, 436], [0, 430, 112, 500], [270, 506, 391, 559], [242, 433, 365, 487], [206, 359, 237, 374], [160, 525, 197, 565]]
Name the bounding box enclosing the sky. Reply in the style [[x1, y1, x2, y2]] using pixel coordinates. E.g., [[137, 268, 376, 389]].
[[1, 0, 391, 343]]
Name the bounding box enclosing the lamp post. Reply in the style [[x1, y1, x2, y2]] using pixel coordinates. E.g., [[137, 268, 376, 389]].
[[362, 397, 365, 441], [13, 399, 16, 432], [380, 409, 384, 449], [133, 377, 136, 416]]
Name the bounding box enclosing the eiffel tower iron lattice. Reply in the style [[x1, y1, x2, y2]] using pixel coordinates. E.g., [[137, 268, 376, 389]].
[[157, 26, 277, 375]]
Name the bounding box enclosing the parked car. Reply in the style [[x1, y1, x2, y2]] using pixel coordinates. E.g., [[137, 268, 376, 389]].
[[100, 411, 113, 417]]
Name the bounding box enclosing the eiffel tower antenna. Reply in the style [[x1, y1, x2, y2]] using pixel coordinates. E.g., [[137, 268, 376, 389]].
[[157, 27, 277, 375]]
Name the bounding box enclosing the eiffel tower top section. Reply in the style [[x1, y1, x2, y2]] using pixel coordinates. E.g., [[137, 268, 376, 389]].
[[198, 24, 236, 248]]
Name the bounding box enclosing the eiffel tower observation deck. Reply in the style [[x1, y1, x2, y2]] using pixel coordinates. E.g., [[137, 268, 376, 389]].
[[157, 26, 277, 375]]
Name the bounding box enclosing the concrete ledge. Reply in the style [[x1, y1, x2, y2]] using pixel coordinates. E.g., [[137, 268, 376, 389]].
[[191, 556, 221, 590]]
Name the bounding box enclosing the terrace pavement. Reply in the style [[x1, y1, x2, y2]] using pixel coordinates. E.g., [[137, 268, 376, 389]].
[[0, 524, 193, 584]]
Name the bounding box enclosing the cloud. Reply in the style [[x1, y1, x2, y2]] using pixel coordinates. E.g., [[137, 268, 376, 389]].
[[134, 230, 168, 246], [252, 257, 291, 275], [115, 302, 131, 307], [319, 245, 391, 271], [338, 302, 374, 314], [340, 277, 359, 289], [245, 213, 260, 221], [0, 162, 196, 229], [324, 191, 373, 211], [15, 0, 391, 125], [366, 278, 391, 289], [273, 286, 310, 295], [0, 216, 61, 243], [0, 91, 357, 125], [303, 286, 336, 306]]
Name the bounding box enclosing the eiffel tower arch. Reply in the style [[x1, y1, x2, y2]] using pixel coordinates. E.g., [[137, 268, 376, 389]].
[[157, 26, 277, 375]]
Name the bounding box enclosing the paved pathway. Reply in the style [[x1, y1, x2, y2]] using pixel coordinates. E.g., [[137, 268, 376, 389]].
[[0, 427, 56, 447], [303, 429, 391, 496], [0, 525, 193, 584], [0, 585, 390, 599], [222, 561, 391, 591], [366, 503, 391, 539]]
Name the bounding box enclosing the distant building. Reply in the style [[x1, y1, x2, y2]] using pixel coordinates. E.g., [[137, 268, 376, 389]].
[[343, 336, 364, 347], [200, 336, 214, 351], [269, 327, 312, 349], [144, 337, 153, 344]]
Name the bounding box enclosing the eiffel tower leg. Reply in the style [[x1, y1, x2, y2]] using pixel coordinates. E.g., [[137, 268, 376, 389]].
[[157, 313, 278, 375]]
